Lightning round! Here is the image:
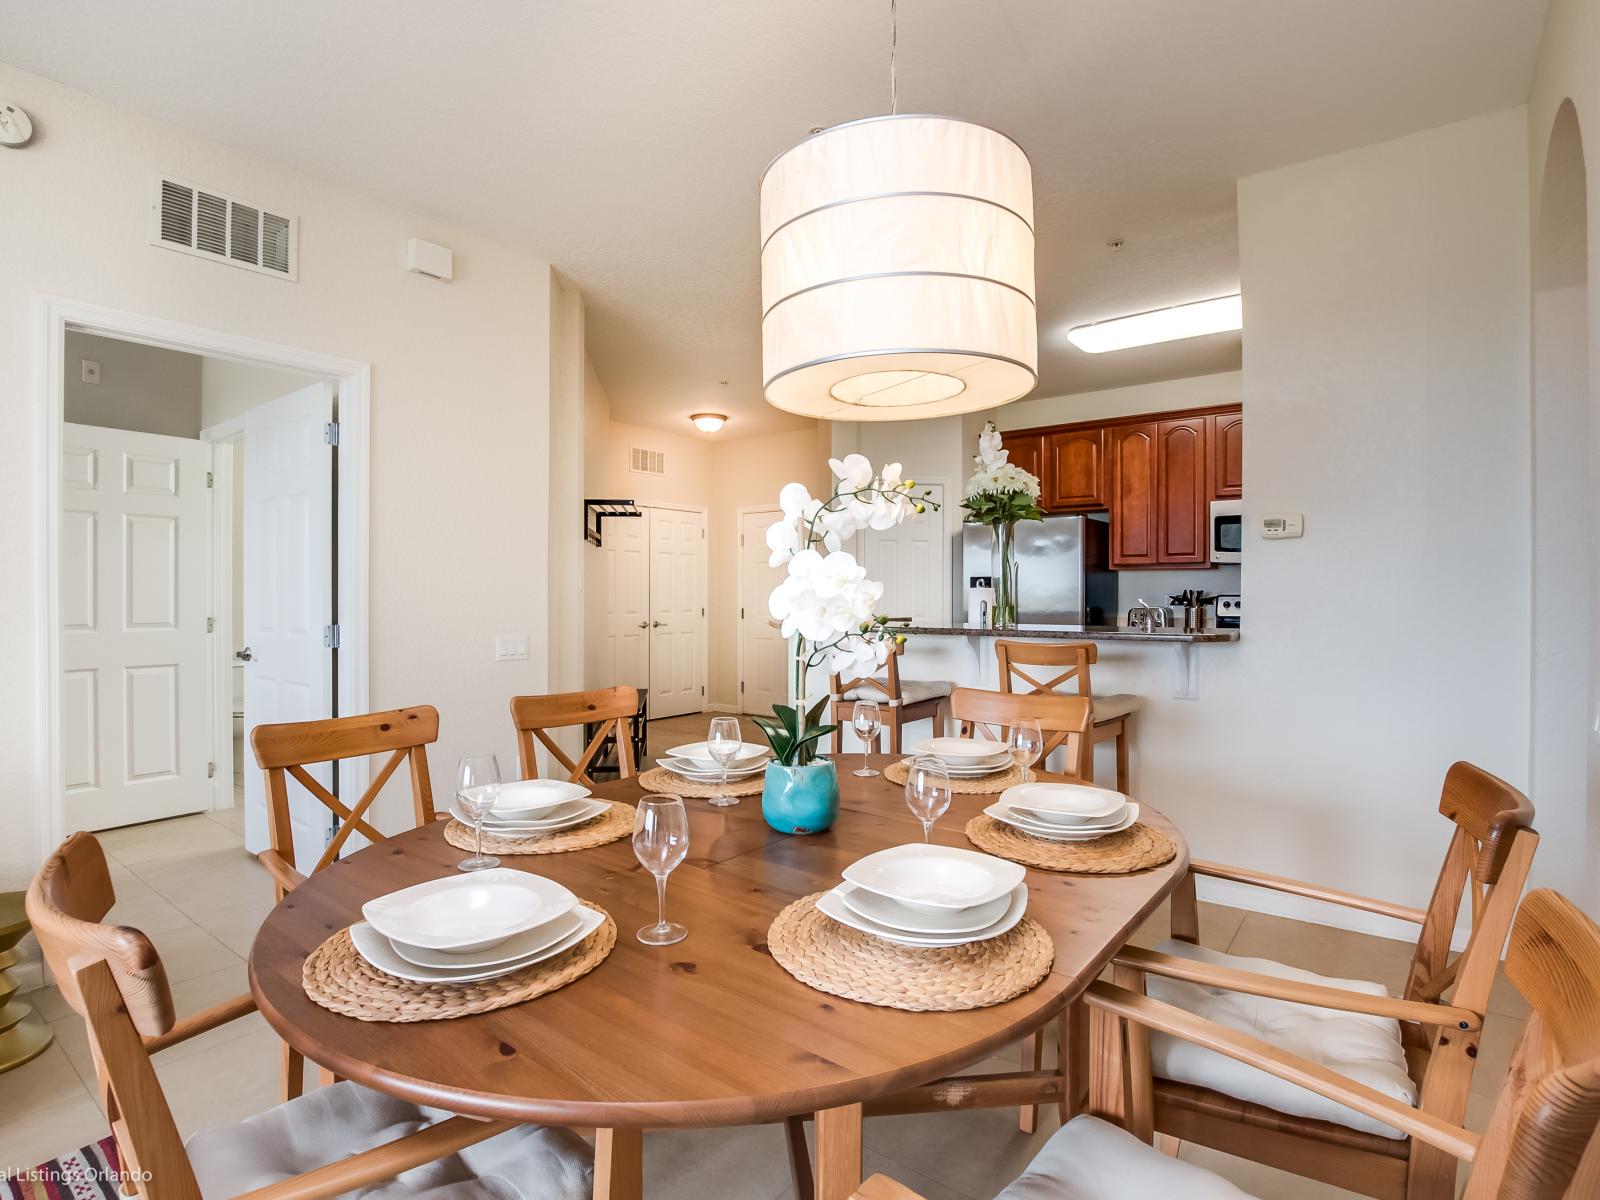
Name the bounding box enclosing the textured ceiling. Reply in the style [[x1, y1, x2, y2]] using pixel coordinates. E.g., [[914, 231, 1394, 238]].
[[0, 0, 1548, 437]]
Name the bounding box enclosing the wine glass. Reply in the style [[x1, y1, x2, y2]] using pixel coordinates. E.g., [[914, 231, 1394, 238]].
[[455, 754, 502, 872], [851, 700, 882, 778], [904, 755, 951, 843], [1009, 717, 1044, 783], [706, 716, 743, 808], [633, 795, 689, 945]]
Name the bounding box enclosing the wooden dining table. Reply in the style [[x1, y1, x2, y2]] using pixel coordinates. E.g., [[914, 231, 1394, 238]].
[[248, 755, 1189, 1200]]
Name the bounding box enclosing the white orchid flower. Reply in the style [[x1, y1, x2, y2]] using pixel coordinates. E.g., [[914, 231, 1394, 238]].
[[828, 453, 874, 492], [779, 482, 813, 520], [765, 518, 802, 567]]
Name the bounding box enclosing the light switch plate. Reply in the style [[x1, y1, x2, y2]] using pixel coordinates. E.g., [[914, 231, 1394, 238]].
[[494, 633, 529, 661]]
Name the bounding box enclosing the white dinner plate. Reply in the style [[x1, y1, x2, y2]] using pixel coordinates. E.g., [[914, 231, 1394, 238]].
[[350, 907, 604, 983], [656, 757, 767, 780], [910, 737, 1012, 763], [454, 799, 610, 835], [842, 844, 1025, 913], [389, 907, 589, 968], [818, 883, 1028, 947], [362, 868, 578, 952], [471, 778, 591, 818], [929, 761, 1012, 777], [1008, 801, 1127, 827], [666, 742, 770, 771], [986, 801, 1140, 842], [997, 782, 1127, 821], [838, 881, 1011, 935]]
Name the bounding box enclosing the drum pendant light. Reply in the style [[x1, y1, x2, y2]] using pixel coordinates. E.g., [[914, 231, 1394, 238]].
[[759, 3, 1037, 421]]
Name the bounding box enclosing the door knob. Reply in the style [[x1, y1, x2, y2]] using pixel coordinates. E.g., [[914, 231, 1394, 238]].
[[651, 620, 665, 628], [235, 647, 254, 662], [637, 621, 649, 629]]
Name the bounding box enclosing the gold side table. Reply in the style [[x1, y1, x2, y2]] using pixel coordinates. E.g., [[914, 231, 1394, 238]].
[[0, 891, 53, 1073]]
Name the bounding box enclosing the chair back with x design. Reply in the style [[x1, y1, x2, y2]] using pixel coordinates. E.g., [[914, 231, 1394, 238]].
[[510, 686, 640, 785]]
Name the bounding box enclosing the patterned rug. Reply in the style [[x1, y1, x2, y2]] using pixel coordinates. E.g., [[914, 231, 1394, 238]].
[[3, 1136, 125, 1199]]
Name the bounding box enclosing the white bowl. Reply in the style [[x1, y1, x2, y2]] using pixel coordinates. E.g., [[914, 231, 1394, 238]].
[[657, 757, 768, 779], [350, 907, 604, 983], [838, 881, 1012, 935], [910, 737, 1012, 762], [986, 801, 1140, 842], [457, 798, 609, 834], [483, 778, 591, 817], [667, 741, 770, 771], [998, 782, 1126, 820], [819, 883, 1028, 947], [842, 844, 1026, 913], [361, 868, 578, 952], [388, 907, 590, 969]]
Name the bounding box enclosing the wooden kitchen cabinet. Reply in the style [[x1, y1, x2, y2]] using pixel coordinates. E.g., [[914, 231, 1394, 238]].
[[1209, 410, 1244, 499], [1109, 423, 1159, 567], [1156, 415, 1209, 564], [1000, 431, 1043, 481], [1044, 427, 1106, 511]]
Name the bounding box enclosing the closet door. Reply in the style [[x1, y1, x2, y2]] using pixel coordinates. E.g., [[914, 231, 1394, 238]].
[[647, 507, 707, 718]]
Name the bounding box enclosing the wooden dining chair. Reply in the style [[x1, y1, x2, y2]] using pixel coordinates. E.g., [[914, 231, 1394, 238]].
[[250, 705, 441, 900], [24, 832, 593, 1200], [853, 887, 1600, 1200], [948, 686, 1091, 778], [1120, 760, 1538, 1199], [829, 641, 950, 755], [510, 685, 639, 785], [994, 639, 1140, 789]]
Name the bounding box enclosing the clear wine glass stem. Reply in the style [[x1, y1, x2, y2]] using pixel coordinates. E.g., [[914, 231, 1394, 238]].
[[921, 818, 934, 843], [654, 873, 668, 931], [474, 814, 485, 859], [720, 763, 728, 798], [861, 743, 869, 773]]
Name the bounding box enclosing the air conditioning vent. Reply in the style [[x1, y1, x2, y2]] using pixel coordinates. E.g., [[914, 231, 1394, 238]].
[[152, 175, 298, 281], [630, 446, 666, 476]]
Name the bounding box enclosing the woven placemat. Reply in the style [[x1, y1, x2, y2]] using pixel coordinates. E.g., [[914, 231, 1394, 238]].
[[767, 892, 1053, 1012], [302, 902, 616, 1022], [638, 766, 765, 798], [883, 758, 1024, 795], [965, 815, 1177, 874], [442, 802, 633, 855]]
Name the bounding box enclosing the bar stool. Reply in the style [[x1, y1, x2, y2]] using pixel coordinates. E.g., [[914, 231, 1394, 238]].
[[994, 639, 1140, 791], [830, 641, 951, 754], [0, 890, 52, 1073]]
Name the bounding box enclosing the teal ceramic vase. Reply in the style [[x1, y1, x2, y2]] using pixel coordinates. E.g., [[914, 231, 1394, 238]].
[[761, 759, 840, 835]]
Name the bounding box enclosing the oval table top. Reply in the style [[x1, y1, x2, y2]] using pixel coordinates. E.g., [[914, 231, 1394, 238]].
[[248, 756, 1188, 1129]]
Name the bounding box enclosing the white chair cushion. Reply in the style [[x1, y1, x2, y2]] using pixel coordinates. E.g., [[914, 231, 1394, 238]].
[[1090, 693, 1141, 722], [842, 679, 952, 705], [996, 1114, 1255, 1199], [186, 1080, 593, 1199], [1145, 939, 1418, 1138]]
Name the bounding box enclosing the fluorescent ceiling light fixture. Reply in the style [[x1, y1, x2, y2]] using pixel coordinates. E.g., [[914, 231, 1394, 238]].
[[689, 412, 727, 433], [1067, 294, 1242, 354]]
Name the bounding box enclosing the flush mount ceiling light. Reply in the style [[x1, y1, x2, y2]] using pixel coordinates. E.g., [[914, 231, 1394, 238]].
[[1067, 294, 1243, 354], [689, 412, 728, 433], [758, 0, 1036, 421]]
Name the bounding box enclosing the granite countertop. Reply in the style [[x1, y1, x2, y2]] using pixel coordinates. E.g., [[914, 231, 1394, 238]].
[[896, 623, 1239, 644]]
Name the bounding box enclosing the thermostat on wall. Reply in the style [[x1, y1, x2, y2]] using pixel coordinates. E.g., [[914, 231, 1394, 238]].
[[1261, 513, 1304, 539]]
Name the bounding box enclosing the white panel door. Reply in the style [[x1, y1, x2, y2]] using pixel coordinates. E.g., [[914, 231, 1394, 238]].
[[858, 483, 948, 626], [648, 507, 706, 718], [738, 508, 788, 716], [598, 515, 650, 692], [242, 383, 335, 870], [62, 424, 213, 831]]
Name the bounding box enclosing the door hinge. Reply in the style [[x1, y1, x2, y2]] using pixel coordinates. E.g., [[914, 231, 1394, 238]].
[[323, 623, 341, 648], [700, 685, 705, 696], [206, 616, 215, 633], [206, 471, 215, 488], [207, 761, 217, 778], [741, 606, 745, 619], [740, 680, 745, 693], [701, 606, 705, 617], [324, 421, 341, 446]]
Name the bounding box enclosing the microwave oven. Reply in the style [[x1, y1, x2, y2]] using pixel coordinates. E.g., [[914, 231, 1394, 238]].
[[1211, 499, 1242, 563]]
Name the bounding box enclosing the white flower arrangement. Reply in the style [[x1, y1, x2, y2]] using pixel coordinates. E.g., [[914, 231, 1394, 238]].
[[756, 454, 939, 765], [961, 422, 1043, 525]]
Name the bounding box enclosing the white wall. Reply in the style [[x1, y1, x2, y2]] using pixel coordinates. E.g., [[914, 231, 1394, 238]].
[[63, 330, 201, 437], [1, 62, 563, 899], [1526, 0, 1600, 915], [199, 357, 321, 429]]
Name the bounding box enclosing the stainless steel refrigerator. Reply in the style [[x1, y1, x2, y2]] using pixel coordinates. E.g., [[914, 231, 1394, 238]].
[[959, 514, 1117, 625]]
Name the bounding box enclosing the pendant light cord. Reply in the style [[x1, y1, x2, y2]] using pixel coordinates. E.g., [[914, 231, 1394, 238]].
[[889, 0, 898, 114]]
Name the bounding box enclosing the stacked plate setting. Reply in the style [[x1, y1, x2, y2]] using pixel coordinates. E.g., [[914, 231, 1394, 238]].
[[817, 844, 1029, 947], [986, 781, 1139, 843], [907, 736, 1013, 778], [656, 741, 771, 783], [350, 868, 604, 984], [451, 778, 609, 836]]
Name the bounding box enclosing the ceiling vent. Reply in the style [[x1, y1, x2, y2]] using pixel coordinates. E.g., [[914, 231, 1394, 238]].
[[151, 176, 298, 281], [629, 446, 666, 476]]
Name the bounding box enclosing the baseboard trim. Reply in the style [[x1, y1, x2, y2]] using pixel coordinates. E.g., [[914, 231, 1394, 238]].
[[1196, 876, 1472, 954], [704, 703, 739, 714]]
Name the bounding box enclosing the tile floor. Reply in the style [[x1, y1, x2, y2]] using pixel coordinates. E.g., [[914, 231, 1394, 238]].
[[3, 713, 1522, 1198]]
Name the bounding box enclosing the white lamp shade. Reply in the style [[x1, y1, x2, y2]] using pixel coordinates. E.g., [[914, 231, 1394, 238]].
[[760, 115, 1037, 420]]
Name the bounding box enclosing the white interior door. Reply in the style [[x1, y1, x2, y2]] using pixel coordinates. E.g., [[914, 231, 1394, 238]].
[[597, 514, 650, 693], [61, 424, 213, 832], [648, 507, 706, 718], [242, 382, 335, 869], [738, 508, 787, 716], [858, 482, 948, 626]]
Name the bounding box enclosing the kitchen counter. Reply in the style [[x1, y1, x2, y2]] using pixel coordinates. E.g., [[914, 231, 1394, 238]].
[[897, 623, 1239, 645]]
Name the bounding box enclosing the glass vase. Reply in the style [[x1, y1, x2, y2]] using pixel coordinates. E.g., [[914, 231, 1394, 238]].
[[992, 521, 1019, 627]]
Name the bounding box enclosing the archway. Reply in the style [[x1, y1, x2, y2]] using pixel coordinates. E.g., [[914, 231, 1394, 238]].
[[1530, 99, 1596, 914]]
